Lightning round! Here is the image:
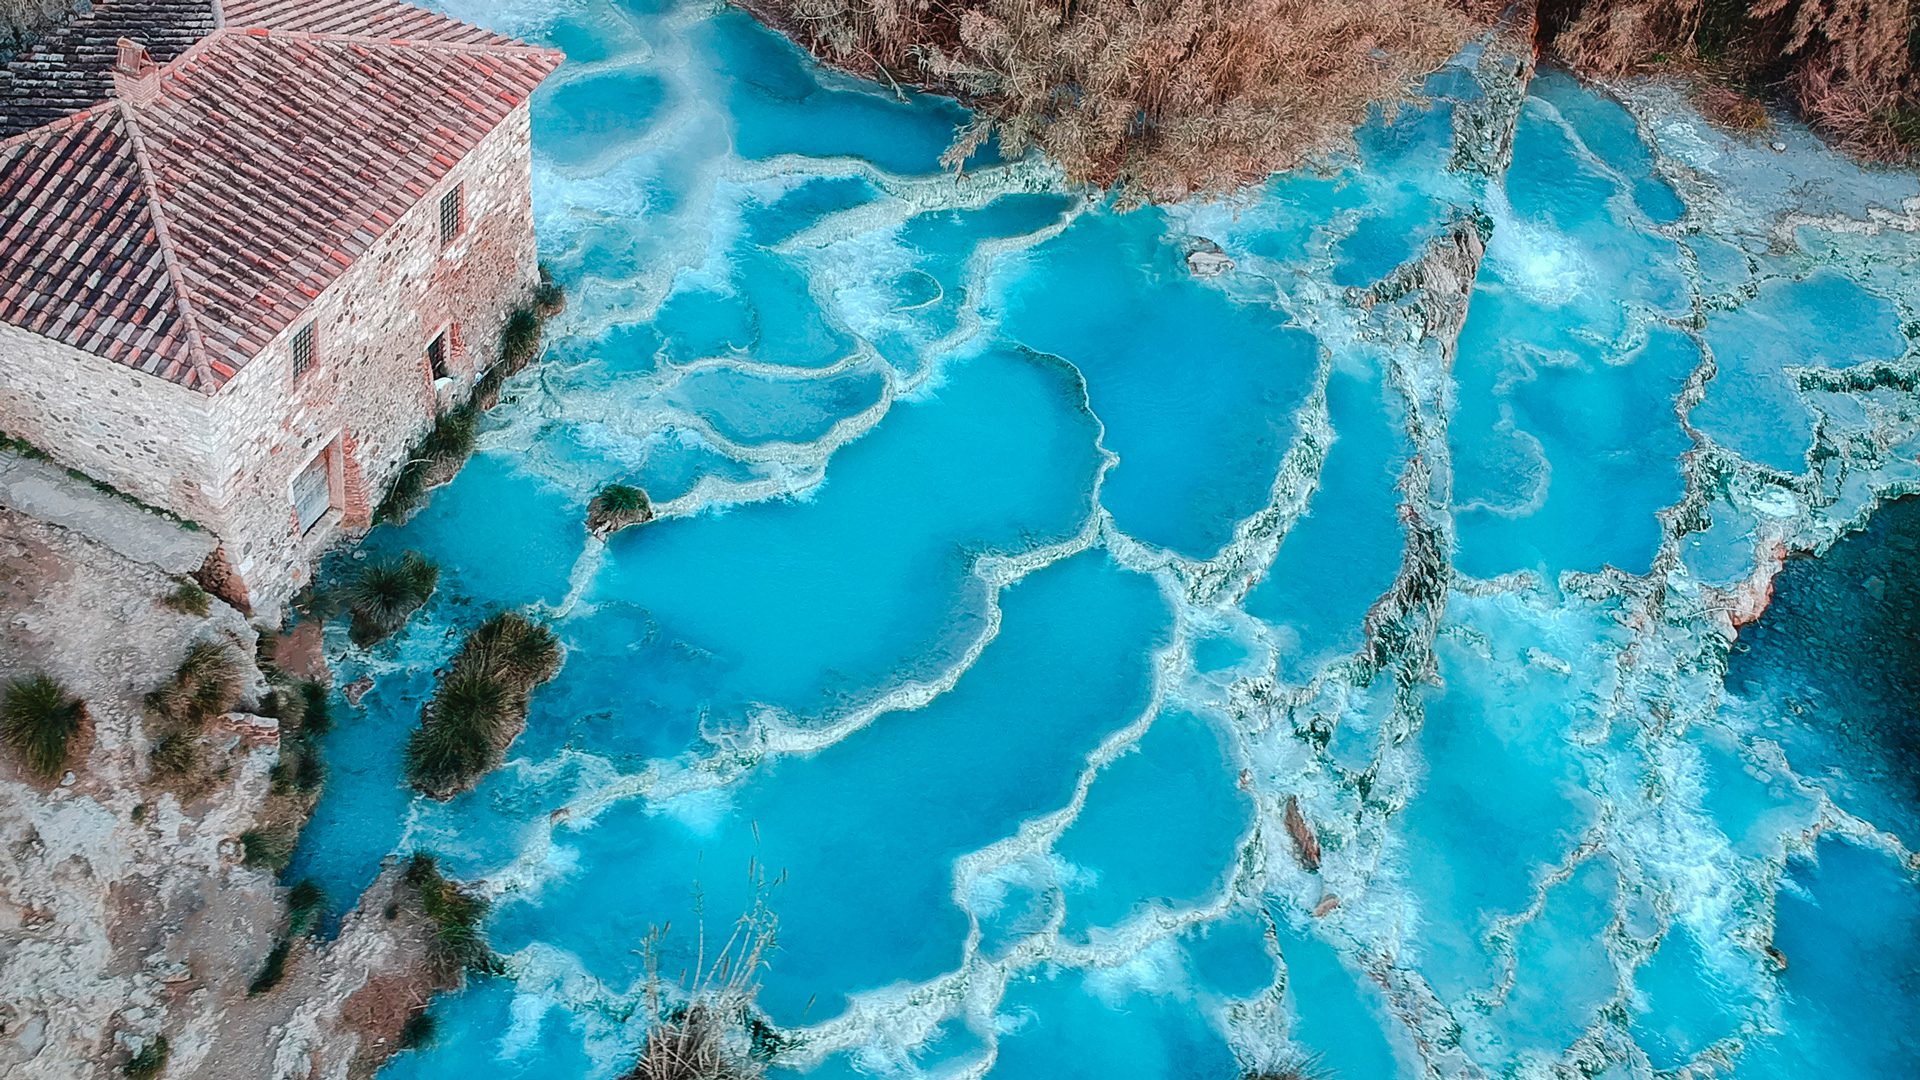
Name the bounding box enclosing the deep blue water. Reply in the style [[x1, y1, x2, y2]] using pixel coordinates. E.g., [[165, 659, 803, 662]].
[[289, 2, 1920, 1076]]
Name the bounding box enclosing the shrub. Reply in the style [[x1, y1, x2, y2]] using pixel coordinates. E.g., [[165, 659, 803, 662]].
[[161, 582, 212, 617], [248, 939, 292, 994], [1696, 84, 1770, 131], [587, 483, 654, 538], [240, 825, 298, 873], [379, 408, 482, 524], [499, 307, 544, 370], [622, 887, 781, 1080], [123, 1036, 169, 1078], [1549, 0, 1918, 163], [288, 878, 327, 937], [404, 852, 501, 978], [754, 0, 1479, 200], [343, 552, 440, 646], [1, 672, 85, 780]]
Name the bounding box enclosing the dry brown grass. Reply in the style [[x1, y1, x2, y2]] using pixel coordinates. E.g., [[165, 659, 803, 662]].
[[1695, 81, 1772, 129], [1548, 0, 1918, 161], [748, 0, 1485, 200]]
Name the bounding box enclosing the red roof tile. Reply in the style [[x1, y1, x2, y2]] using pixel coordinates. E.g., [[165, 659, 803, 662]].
[[0, 2, 562, 392], [220, 0, 521, 48]]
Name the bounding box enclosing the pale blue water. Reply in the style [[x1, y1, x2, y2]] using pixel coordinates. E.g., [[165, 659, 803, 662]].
[[291, 1, 1920, 1076]]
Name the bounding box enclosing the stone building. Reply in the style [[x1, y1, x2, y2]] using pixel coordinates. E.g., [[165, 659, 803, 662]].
[[0, 0, 562, 614]]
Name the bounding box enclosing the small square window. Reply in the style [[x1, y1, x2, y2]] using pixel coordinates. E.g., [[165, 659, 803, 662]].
[[427, 332, 449, 379], [291, 322, 315, 379], [438, 185, 464, 246]]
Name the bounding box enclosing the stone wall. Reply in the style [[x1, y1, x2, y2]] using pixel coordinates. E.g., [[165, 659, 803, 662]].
[[0, 322, 225, 527], [0, 100, 542, 617], [203, 99, 542, 612]]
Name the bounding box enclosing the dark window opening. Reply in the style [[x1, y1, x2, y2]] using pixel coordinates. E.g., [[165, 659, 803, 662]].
[[291, 322, 315, 379], [428, 331, 451, 380], [438, 185, 464, 246]]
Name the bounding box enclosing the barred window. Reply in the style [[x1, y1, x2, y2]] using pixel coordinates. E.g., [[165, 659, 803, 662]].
[[438, 185, 464, 246], [291, 322, 315, 379], [428, 330, 451, 380]]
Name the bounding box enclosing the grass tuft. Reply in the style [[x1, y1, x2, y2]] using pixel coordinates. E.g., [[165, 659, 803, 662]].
[[1, 672, 86, 781], [377, 407, 482, 524], [146, 641, 245, 726], [161, 582, 212, 617], [240, 824, 297, 873], [500, 308, 544, 370], [404, 852, 503, 979], [404, 669, 514, 796], [343, 552, 440, 647], [587, 483, 654, 538], [404, 612, 561, 797]]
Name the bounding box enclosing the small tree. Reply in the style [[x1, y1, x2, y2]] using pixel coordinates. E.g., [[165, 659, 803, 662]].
[[1, 672, 86, 780]]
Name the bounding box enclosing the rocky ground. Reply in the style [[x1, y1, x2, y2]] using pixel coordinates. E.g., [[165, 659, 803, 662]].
[[0, 506, 441, 1079]]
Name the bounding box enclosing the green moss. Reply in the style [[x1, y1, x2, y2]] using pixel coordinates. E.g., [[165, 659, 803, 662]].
[[1, 672, 85, 781]]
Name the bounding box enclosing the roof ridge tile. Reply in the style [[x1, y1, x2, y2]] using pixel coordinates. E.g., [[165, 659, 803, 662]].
[[113, 99, 218, 392]]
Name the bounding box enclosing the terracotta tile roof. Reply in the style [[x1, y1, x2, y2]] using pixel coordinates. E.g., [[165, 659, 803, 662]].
[[220, 0, 520, 47], [0, 3, 562, 392], [0, 105, 198, 380], [0, 1, 216, 139]]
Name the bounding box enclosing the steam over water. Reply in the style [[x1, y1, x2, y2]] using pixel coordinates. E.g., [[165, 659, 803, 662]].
[[291, 1, 1920, 1076]]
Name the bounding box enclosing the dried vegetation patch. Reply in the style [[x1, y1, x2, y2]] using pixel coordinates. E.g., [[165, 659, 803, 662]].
[[748, 0, 1489, 199]]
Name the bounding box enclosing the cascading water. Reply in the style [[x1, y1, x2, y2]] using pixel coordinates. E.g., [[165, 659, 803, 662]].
[[289, 1, 1920, 1076]]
